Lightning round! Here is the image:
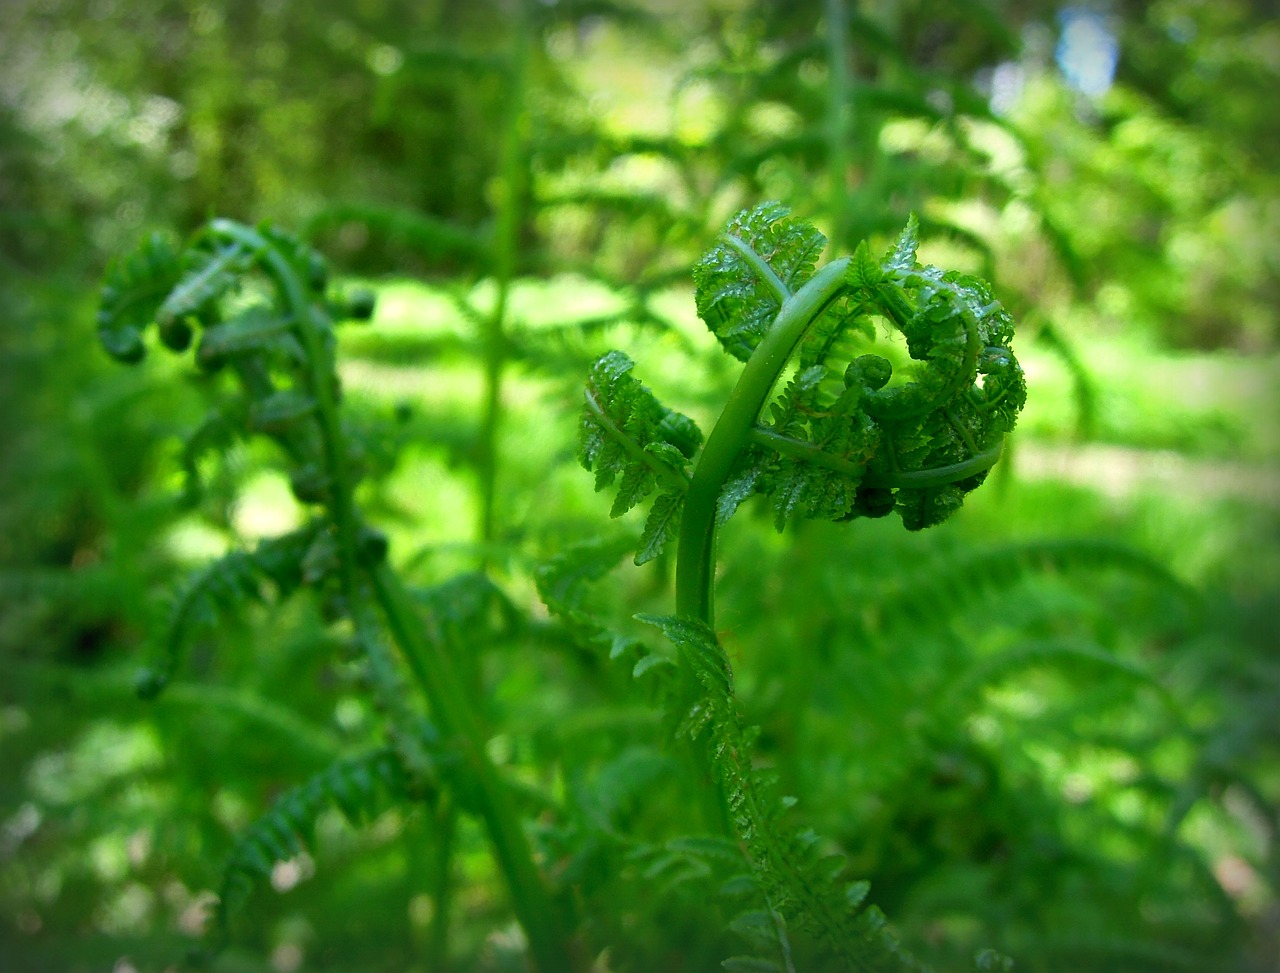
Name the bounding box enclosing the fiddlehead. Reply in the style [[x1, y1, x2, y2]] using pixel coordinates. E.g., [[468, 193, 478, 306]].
[[579, 201, 1025, 619], [576, 201, 1026, 969]]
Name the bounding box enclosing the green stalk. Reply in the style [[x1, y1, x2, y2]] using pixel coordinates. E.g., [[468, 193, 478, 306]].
[[427, 796, 459, 970], [825, 0, 852, 247], [675, 257, 851, 625], [370, 564, 574, 973], [210, 221, 572, 972], [477, 0, 531, 559], [209, 220, 362, 599]]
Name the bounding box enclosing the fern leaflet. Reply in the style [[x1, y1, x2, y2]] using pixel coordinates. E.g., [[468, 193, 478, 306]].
[[579, 351, 702, 563], [211, 743, 431, 947], [97, 232, 184, 362], [639, 614, 929, 972], [694, 201, 828, 361], [135, 523, 323, 699]]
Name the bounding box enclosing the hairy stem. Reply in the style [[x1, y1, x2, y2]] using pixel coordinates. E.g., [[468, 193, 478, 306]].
[[675, 258, 851, 625]]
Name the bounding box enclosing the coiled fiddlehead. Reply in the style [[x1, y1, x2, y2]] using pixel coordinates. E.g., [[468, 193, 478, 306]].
[[580, 200, 1025, 618], [578, 201, 1026, 970]]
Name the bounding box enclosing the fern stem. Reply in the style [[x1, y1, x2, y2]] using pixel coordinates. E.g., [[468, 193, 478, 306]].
[[208, 220, 363, 600], [748, 426, 1005, 487], [477, 0, 531, 561], [369, 564, 575, 973], [427, 795, 459, 970], [676, 258, 850, 625], [825, 0, 852, 246]]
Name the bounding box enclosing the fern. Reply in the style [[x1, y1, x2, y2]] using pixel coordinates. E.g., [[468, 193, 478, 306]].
[[579, 351, 702, 563], [156, 240, 250, 334], [640, 613, 929, 972], [100, 219, 578, 971], [97, 231, 184, 362], [135, 523, 323, 699], [211, 743, 429, 946], [693, 201, 828, 362], [574, 201, 1028, 968], [580, 203, 1024, 562], [862, 537, 1202, 641]]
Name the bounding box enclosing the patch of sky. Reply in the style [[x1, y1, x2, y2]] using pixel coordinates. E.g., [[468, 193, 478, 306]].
[[1056, 7, 1118, 96]]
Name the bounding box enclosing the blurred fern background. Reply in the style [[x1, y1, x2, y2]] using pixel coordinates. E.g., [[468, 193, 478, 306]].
[[1, 0, 1277, 970]]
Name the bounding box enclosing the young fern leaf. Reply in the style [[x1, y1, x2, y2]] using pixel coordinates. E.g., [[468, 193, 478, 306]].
[[211, 744, 429, 949], [135, 524, 323, 699], [694, 201, 827, 361], [156, 241, 250, 338], [97, 232, 184, 362], [579, 351, 702, 564], [578, 201, 1027, 967], [639, 614, 927, 973], [692, 204, 1025, 534]]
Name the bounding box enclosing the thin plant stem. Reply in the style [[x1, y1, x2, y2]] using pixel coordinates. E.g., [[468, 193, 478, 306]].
[[825, 0, 852, 246], [209, 220, 574, 972], [477, 0, 531, 560]]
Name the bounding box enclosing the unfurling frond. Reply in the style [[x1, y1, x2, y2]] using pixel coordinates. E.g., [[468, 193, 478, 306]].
[[134, 523, 325, 700], [696, 209, 1025, 534], [97, 232, 184, 362], [693, 201, 827, 361], [578, 351, 702, 563]]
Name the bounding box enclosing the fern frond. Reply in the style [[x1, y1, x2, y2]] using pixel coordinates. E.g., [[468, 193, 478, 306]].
[[211, 744, 426, 945], [869, 538, 1202, 638], [640, 614, 928, 972], [579, 352, 702, 563], [156, 240, 249, 332], [682, 208, 1026, 537], [694, 201, 827, 362], [137, 523, 324, 699], [946, 637, 1181, 716], [195, 305, 296, 370], [175, 409, 243, 506], [97, 231, 184, 362], [534, 535, 650, 662]]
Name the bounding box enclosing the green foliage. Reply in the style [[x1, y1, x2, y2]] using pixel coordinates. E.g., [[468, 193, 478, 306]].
[[97, 232, 184, 363], [89, 217, 577, 973], [6, 3, 1279, 972], [135, 523, 321, 699], [582, 202, 1025, 543], [640, 613, 931, 972], [213, 743, 425, 945], [572, 201, 1028, 966], [579, 351, 701, 563], [694, 201, 828, 362]]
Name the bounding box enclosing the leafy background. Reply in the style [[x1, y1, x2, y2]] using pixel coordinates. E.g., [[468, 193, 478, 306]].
[[1, 0, 1277, 971]]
